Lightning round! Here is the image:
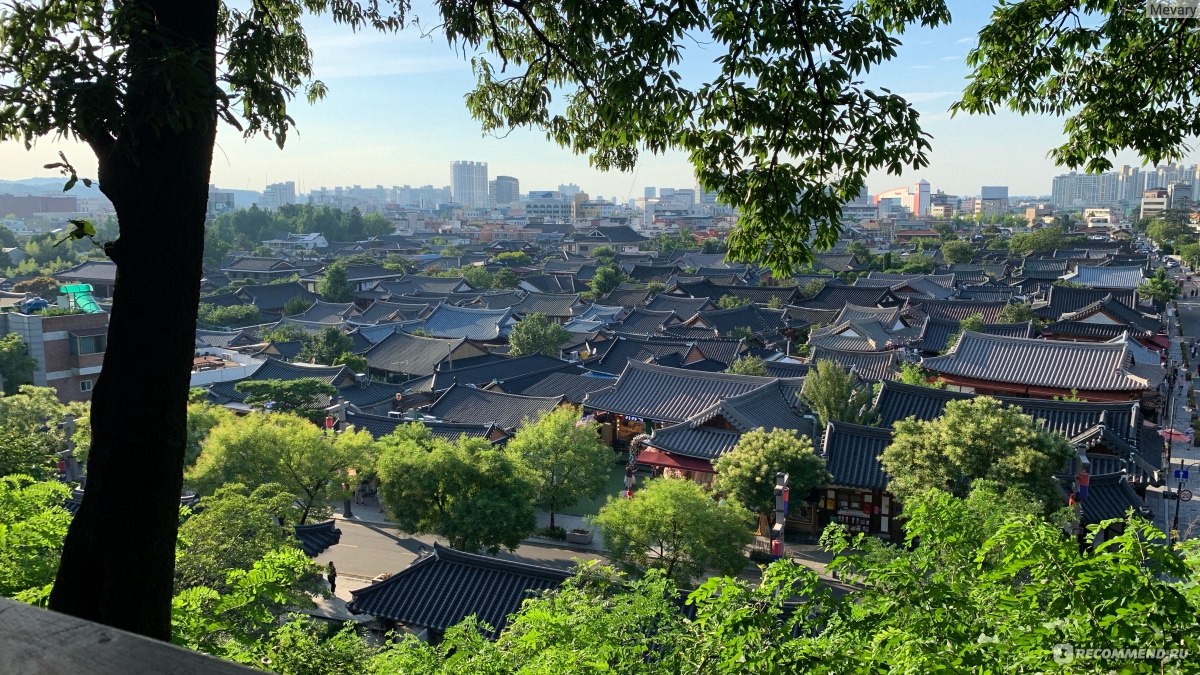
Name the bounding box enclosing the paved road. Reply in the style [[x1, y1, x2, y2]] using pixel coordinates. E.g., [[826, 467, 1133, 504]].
[[1146, 265, 1200, 540], [313, 519, 607, 602]]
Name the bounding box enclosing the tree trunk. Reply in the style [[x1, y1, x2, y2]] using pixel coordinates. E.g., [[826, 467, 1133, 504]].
[[48, 0, 218, 641]]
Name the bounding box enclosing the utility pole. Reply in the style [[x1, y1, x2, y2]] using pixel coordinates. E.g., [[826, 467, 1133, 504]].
[[1171, 460, 1189, 547], [770, 472, 789, 559]]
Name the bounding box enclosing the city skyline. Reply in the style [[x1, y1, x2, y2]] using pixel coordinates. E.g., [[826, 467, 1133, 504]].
[[0, 0, 1193, 201]]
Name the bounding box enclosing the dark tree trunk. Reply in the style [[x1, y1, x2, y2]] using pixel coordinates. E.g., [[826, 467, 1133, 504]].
[[48, 0, 218, 641]]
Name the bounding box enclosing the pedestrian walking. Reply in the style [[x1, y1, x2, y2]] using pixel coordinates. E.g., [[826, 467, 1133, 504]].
[[327, 562, 337, 595]]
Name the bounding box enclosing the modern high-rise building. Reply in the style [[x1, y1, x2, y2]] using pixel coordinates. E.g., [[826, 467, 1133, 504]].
[[261, 181, 296, 210], [872, 180, 929, 217], [1168, 182, 1193, 209], [491, 175, 520, 207], [976, 186, 1009, 217], [1141, 188, 1169, 220], [451, 161, 489, 208], [644, 187, 657, 199]]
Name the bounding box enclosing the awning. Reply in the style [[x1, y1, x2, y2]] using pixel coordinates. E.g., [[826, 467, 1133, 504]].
[[635, 448, 715, 474]]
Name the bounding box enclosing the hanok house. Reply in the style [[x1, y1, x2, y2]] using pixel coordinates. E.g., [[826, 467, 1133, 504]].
[[920, 331, 1160, 403], [348, 544, 572, 641], [814, 421, 901, 540], [581, 360, 805, 451]]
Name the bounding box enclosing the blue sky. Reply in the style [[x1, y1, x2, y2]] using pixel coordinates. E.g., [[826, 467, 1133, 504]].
[[0, 1, 1182, 200]]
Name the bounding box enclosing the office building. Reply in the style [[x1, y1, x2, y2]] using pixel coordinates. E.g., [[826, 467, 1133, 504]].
[[491, 175, 520, 207], [261, 181, 296, 210], [1141, 188, 1169, 220], [976, 186, 1009, 217], [451, 161, 489, 209]]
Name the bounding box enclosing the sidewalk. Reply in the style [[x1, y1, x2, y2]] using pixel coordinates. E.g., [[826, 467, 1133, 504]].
[[1146, 331, 1200, 539]]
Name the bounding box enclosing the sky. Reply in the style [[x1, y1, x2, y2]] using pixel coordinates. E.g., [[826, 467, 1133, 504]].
[[0, 1, 1186, 201]]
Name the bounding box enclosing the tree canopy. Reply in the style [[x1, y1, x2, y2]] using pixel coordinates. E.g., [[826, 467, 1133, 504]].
[[593, 478, 754, 585], [0, 333, 37, 395], [186, 412, 374, 524], [713, 429, 829, 515], [507, 313, 569, 357], [503, 405, 613, 529], [375, 424, 537, 553], [1139, 267, 1180, 304], [234, 378, 338, 424], [799, 360, 877, 429], [317, 261, 354, 303], [0, 475, 72, 602], [880, 396, 1075, 511]]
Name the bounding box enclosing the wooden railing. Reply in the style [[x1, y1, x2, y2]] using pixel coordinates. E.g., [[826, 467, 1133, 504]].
[[0, 597, 257, 674]]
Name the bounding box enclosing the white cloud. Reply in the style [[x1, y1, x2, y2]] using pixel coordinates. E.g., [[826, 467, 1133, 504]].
[[316, 55, 465, 79], [941, 55, 962, 61], [955, 36, 974, 44], [910, 65, 935, 70]]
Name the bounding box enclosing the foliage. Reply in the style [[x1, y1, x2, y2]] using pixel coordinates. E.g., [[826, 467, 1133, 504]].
[[257, 323, 312, 345], [589, 265, 627, 296], [593, 478, 753, 585], [1139, 267, 1180, 304], [171, 548, 323, 663], [998, 301, 1037, 324], [897, 252, 937, 274], [282, 295, 314, 317], [298, 326, 354, 366], [799, 359, 878, 429], [0, 333, 36, 395], [713, 429, 829, 514], [881, 396, 1075, 511], [335, 352, 368, 374], [234, 378, 337, 423], [716, 294, 750, 309], [185, 400, 235, 468], [508, 313, 569, 357], [187, 412, 374, 524], [175, 483, 300, 593], [459, 265, 494, 290], [0, 386, 77, 480], [1178, 242, 1200, 270], [504, 406, 613, 528], [317, 261, 354, 303], [1146, 219, 1195, 248], [590, 246, 616, 263], [898, 361, 944, 389], [727, 326, 756, 342], [492, 268, 520, 289], [197, 303, 262, 330], [1007, 224, 1081, 255], [11, 276, 59, 299], [0, 475, 71, 601], [494, 251, 532, 265], [939, 239, 974, 265], [376, 424, 537, 553], [943, 312, 985, 354], [725, 354, 766, 376]]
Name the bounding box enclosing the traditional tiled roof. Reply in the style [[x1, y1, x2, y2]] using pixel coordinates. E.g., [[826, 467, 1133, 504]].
[[425, 385, 563, 428], [350, 300, 433, 325], [195, 329, 258, 349], [1061, 265, 1145, 290], [1059, 295, 1160, 334], [509, 371, 615, 403], [338, 379, 408, 410], [782, 305, 840, 327], [661, 325, 721, 340], [1021, 258, 1070, 273], [764, 360, 811, 377], [956, 288, 1018, 302], [689, 381, 811, 433], [408, 304, 514, 340], [796, 285, 900, 310], [471, 291, 526, 309], [1034, 285, 1139, 320], [922, 331, 1153, 392], [347, 543, 571, 638], [276, 317, 341, 335], [572, 224, 648, 243], [294, 521, 341, 557], [822, 421, 892, 490], [207, 359, 352, 403], [874, 380, 973, 427], [375, 275, 472, 297], [363, 332, 468, 376], [411, 354, 576, 393], [833, 304, 903, 327], [903, 297, 1008, 323], [808, 319, 894, 352], [810, 253, 860, 272], [346, 412, 502, 443], [520, 274, 576, 294], [644, 294, 713, 315], [575, 304, 625, 323], [586, 335, 744, 375], [287, 300, 357, 324], [235, 282, 318, 312], [1075, 473, 1151, 524], [600, 284, 653, 308], [53, 260, 118, 284], [625, 264, 678, 284], [914, 317, 1034, 353], [610, 307, 681, 335], [809, 347, 899, 382], [689, 304, 785, 337], [583, 361, 801, 423], [671, 280, 797, 306], [866, 271, 956, 289], [1040, 321, 1144, 341], [222, 256, 298, 273], [509, 292, 581, 318], [647, 423, 743, 460], [675, 252, 731, 269]]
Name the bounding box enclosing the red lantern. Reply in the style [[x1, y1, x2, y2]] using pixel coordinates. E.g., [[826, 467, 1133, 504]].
[[770, 539, 783, 557], [325, 416, 335, 430]]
